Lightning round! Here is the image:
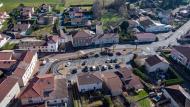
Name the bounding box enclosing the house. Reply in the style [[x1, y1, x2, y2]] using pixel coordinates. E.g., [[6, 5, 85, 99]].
[[119, 67, 143, 91], [0, 34, 10, 48], [0, 77, 20, 107], [134, 33, 156, 43], [145, 55, 169, 72], [171, 46, 190, 69], [39, 4, 52, 13], [19, 6, 34, 19], [20, 74, 69, 106], [77, 72, 103, 92], [138, 16, 172, 33], [18, 35, 59, 52], [12, 23, 31, 35], [72, 30, 95, 47], [38, 15, 57, 25], [0, 51, 20, 73], [11, 50, 38, 87], [102, 72, 123, 96], [162, 85, 190, 107], [94, 33, 119, 45]]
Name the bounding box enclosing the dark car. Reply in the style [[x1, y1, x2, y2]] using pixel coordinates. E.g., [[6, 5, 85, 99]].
[[108, 64, 113, 69], [108, 53, 113, 56], [82, 66, 88, 72], [71, 69, 77, 74], [80, 55, 89, 59], [116, 52, 122, 56], [81, 61, 86, 66], [94, 54, 100, 58], [115, 64, 120, 69]]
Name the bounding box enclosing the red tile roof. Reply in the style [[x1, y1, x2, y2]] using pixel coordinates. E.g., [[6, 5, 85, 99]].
[[0, 52, 13, 60], [73, 30, 94, 38], [0, 77, 18, 102], [77, 72, 102, 85]]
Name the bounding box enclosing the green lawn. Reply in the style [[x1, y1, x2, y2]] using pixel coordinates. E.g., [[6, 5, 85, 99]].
[[0, 42, 16, 50], [101, 12, 123, 30], [126, 90, 152, 107], [0, 0, 62, 12]]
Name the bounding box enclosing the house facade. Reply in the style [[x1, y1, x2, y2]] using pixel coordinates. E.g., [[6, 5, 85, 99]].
[[20, 74, 69, 106], [11, 51, 38, 86], [77, 72, 103, 92], [171, 46, 190, 69], [145, 55, 169, 72], [94, 33, 119, 45], [0, 77, 20, 107], [73, 30, 95, 47], [134, 33, 156, 43]]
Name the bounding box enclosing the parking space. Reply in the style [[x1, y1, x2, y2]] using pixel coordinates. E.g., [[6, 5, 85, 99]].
[[51, 51, 134, 75]]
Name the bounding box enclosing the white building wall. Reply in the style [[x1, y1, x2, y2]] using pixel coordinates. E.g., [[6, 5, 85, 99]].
[[0, 82, 20, 107], [21, 53, 37, 86], [21, 97, 43, 105], [0, 37, 8, 48], [145, 62, 169, 73]]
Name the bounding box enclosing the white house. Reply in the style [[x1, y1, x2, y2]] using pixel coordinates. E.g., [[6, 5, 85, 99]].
[[138, 16, 172, 33], [11, 51, 38, 87], [77, 72, 103, 92], [94, 33, 119, 45], [0, 34, 10, 48], [145, 55, 169, 72], [171, 46, 190, 69], [0, 77, 20, 107], [47, 35, 59, 52]]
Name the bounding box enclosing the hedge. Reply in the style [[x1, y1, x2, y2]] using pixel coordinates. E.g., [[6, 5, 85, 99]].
[[133, 68, 151, 83], [163, 67, 184, 86]]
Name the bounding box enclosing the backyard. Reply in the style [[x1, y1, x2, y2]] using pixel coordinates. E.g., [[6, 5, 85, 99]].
[[125, 90, 152, 107]]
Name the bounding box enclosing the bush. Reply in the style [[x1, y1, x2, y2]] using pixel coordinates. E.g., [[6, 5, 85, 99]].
[[103, 96, 113, 107], [133, 68, 151, 83]]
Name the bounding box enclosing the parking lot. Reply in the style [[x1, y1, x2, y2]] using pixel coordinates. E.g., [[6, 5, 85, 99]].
[[51, 51, 134, 75]]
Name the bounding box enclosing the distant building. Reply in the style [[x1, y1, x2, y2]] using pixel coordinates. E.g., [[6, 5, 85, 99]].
[[145, 55, 169, 72], [138, 16, 172, 33], [19, 35, 59, 52], [94, 33, 119, 45], [77, 72, 103, 92], [171, 46, 190, 69], [20, 74, 69, 106], [72, 30, 95, 47], [38, 15, 57, 25], [12, 23, 31, 35], [0, 77, 20, 107], [134, 33, 156, 43], [39, 4, 52, 13]]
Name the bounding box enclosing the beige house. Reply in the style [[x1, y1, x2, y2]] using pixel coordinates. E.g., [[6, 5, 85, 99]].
[[145, 55, 169, 72], [0, 77, 20, 107], [20, 74, 69, 106], [77, 72, 103, 92]]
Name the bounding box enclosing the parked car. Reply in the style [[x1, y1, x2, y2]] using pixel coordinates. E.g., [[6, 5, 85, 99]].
[[105, 58, 111, 63], [116, 52, 122, 56], [81, 61, 86, 66], [115, 64, 120, 69], [65, 62, 71, 67], [71, 69, 77, 74], [94, 54, 100, 58], [82, 66, 88, 72], [108, 52, 113, 56], [108, 64, 113, 69]]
